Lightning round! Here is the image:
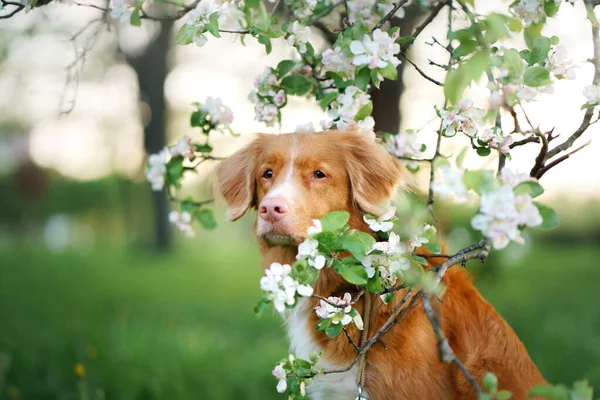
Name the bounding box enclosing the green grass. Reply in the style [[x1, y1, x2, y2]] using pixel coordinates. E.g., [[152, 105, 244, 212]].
[[0, 228, 599, 399]]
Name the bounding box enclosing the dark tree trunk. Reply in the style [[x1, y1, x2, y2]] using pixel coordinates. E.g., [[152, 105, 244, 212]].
[[130, 21, 173, 251]]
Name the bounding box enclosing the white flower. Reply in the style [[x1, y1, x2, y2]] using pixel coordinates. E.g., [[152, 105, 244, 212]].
[[321, 46, 355, 77], [219, 2, 247, 32], [272, 363, 287, 393], [187, 0, 217, 27], [516, 86, 538, 102], [477, 128, 514, 155], [350, 29, 400, 69], [170, 136, 195, 159], [512, 0, 551, 25], [432, 165, 469, 202], [499, 167, 534, 188], [110, 0, 133, 22], [273, 90, 286, 107], [328, 86, 371, 133], [200, 97, 234, 127], [297, 239, 326, 269], [254, 102, 279, 126], [362, 233, 410, 286], [287, 22, 311, 53], [193, 33, 208, 47], [387, 130, 424, 168], [363, 207, 395, 232], [546, 46, 577, 80], [314, 293, 362, 328], [260, 263, 314, 313], [295, 122, 316, 132], [438, 99, 484, 138], [471, 184, 542, 249], [169, 210, 195, 237], [146, 147, 170, 191], [307, 219, 322, 237], [583, 85, 600, 105]]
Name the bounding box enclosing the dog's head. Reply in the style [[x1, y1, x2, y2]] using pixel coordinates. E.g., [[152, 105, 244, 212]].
[[216, 131, 403, 246]]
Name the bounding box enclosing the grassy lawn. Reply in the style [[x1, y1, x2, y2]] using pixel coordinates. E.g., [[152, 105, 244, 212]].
[[0, 229, 599, 399]]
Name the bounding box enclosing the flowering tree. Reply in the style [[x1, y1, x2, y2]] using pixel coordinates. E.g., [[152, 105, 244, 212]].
[[4, 0, 599, 398]]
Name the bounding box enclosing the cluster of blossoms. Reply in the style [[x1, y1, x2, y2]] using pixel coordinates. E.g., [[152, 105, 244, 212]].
[[511, 0, 560, 25], [321, 47, 356, 77], [272, 363, 291, 394], [362, 232, 410, 288], [146, 148, 170, 191], [432, 164, 469, 202], [248, 67, 286, 127], [583, 85, 600, 105], [260, 262, 314, 313], [471, 169, 543, 249], [350, 29, 401, 70], [314, 293, 363, 329], [363, 207, 396, 232], [286, 22, 311, 54], [185, 0, 247, 47], [438, 99, 485, 138], [346, 0, 398, 31], [199, 97, 234, 128], [168, 210, 195, 236], [477, 127, 514, 155], [323, 86, 375, 136], [296, 220, 326, 269], [545, 46, 577, 80], [284, 0, 322, 20], [386, 130, 425, 170], [109, 0, 135, 22], [271, 354, 316, 397]]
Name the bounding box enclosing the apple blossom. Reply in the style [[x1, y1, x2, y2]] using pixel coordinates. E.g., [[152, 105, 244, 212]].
[[327, 86, 372, 133], [109, 0, 134, 22], [218, 2, 247, 33], [350, 29, 400, 70], [363, 207, 396, 232], [287, 22, 311, 54], [199, 97, 234, 127], [272, 363, 288, 393], [546, 46, 577, 80], [296, 238, 326, 269], [321, 46, 356, 77], [477, 128, 514, 155], [438, 99, 485, 138], [583, 85, 600, 105], [307, 219, 322, 237], [314, 293, 363, 329], [431, 165, 469, 202], [170, 136, 195, 159], [146, 147, 170, 191], [511, 0, 559, 25], [168, 210, 195, 237], [386, 130, 424, 170], [260, 262, 314, 313]]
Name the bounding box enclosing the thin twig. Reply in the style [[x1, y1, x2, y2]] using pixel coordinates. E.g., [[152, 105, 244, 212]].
[[400, 53, 443, 86], [371, 0, 410, 31]]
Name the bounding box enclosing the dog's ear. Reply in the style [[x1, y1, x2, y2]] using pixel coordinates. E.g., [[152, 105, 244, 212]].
[[342, 132, 403, 215], [216, 136, 265, 221]]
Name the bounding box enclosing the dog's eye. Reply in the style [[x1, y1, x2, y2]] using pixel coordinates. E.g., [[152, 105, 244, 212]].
[[263, 169, 273, 179], [313, 170, 326, 179]]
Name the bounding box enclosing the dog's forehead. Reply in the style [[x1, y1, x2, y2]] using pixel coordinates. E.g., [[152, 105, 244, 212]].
[[259, 132, 346, 165]]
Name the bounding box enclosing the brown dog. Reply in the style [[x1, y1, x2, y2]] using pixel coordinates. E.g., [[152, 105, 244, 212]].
[[217, 130, 544, 400]]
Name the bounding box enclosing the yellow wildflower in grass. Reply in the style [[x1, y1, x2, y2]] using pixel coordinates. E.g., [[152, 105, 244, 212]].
[[74, 363, 86, 379]]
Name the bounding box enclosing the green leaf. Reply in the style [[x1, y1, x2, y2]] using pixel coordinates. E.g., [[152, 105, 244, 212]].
[[355, 66, 371, 92], [292, 259, 320, 285], [324, 321, 343, 338], [335, 259, 368, 285], [130, 8, 141, 26], [476, 147, 492, 157], [503, 48, 525, 79], [528, 36, 551, 66], [380, 292, 394, 304], [338, 230, 376, 261], [444, 51, 489, 104], [314, 231, 339, 254], [463, 170, 493, 195], [320, 211, 350, 232], [365, 274, 383, 293], [544, 0, 559, 17], [452, 40, 478, 59], [276, 60, 296, 78], [528, 384, 569, 400], [524, 23, 543, 50], [319, 92, 338, 110], [483, 372, 498, 393], [257, 34, 272, 54], [379, 63, 397, 80], [175, 24, 200, 46], [254, 297, 270, 316], [534, 203, 559, 229], [316, 317, 332, 332], [205, 13, 221, 38], [354, 101, 373, 121], [198, 208, 217, 229], [166, 156, 185, 188], [195, 143, 213, 153], [523, 66, 552, 87], [496, 390, 513, 400], [281, 75, 312, 96], [190, 110, 205, 127], [514, 181, 544, 198]]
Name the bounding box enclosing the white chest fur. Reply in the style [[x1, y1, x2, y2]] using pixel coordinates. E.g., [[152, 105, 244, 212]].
[[285, 298, 365, 400]]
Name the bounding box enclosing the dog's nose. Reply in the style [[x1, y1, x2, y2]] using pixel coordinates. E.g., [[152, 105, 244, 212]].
[[259, 197, 290, 222]]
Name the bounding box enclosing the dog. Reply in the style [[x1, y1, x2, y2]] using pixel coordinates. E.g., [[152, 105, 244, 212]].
[[216, 130, 545, 400]]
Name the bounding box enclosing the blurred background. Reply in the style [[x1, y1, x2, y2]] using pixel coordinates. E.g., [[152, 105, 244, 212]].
[[1, 1, 599, 399]]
